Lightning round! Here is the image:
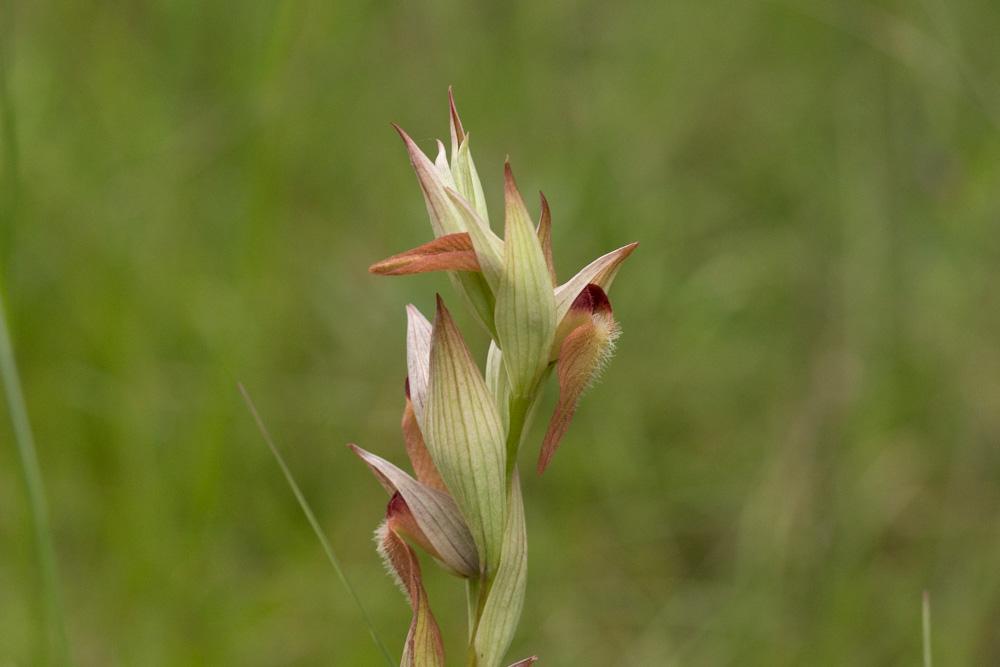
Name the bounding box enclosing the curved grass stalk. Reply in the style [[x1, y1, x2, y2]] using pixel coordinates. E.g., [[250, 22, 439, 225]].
[[0, 292, 73, 666], [239, 383, 395, 666]]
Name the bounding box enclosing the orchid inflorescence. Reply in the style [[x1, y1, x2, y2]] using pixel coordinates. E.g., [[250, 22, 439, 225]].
[[351, 89, 636, 667]]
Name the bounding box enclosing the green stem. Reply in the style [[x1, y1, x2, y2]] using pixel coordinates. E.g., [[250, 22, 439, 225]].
[[465, 595, 480, 667], [0, 292, 73, 667], [239, 384, 395, 667], [504, 394, 531, 479], [465, 577, 480, 643], [466, 565, 494, 666]]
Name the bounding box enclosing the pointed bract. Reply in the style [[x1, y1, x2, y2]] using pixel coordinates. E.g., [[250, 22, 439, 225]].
[[425, 297, 507, 573], [370, 233, 481, 276], [507, 659, 540, 667], [350, 444, 479, 577], [474, 472, 528, 667], [495, 164, 557, 397], [448, 86, 466, 159]]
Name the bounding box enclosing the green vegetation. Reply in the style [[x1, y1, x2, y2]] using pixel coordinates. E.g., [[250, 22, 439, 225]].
[[2, 1, 999, 664]]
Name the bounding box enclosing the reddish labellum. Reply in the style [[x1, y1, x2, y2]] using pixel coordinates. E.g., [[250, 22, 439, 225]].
[[570, 282, 613, 316]]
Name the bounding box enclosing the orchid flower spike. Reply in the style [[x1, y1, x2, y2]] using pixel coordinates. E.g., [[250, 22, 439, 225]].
[[355, 89, 636, 666]]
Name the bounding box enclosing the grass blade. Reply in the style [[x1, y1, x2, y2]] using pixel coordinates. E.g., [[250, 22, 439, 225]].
[[0, 292, 73, 666], [922, 590, 932, 667], [238, 383, 395, 666]]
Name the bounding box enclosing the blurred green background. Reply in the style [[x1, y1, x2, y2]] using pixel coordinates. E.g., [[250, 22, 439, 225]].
[[3, 0, 1000, 664]]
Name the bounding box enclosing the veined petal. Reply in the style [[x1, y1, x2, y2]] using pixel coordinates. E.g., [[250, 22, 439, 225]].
[[536, 192, 556, 287], [370, 233, 481, 276], [402, 384, 447, 492], [538, 284, 620, 474], [425, 296, 507, 573], [495, 164, 557, 397], [453, 134, 490, 225], [445, 187, 503, 289], [377, 506, 446, 667], [350, 444, 479, 577], [406, 305, 433, 430], [554, 242, 638, 324], [474, 472, 528, 667], [393, 124, 463, 238]]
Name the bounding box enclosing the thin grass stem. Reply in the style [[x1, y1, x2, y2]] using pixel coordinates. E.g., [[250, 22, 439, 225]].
[[238, 383, 395, 667], [922, 590, 932, 667], [0, 293, 73, 666]]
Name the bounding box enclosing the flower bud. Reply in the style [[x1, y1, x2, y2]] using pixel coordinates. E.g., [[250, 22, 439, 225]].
[[385, 91, 508, 338], [495, 164, 557, 398], [425, 297, 507, 573]]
